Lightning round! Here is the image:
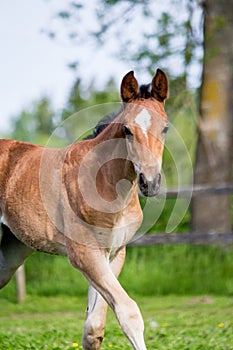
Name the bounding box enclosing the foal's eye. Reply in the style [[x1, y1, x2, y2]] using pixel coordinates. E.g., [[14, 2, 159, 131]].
[[162, 125, 169, 134], [123, 126, 133, 137]]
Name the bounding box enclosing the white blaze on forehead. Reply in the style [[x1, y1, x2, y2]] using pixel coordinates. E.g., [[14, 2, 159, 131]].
[[135, 109, 151, 136]]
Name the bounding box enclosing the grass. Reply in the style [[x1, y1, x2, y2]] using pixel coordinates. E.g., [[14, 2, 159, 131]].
[[1, 245, 233, 349], [1, 245, 233, 303], [121, 245, 233, 296], [0, 295, 233, 349]]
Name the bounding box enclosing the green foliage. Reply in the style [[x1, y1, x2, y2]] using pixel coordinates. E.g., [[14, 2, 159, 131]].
[[62, 78, 119, 119], [0, 295, 232, 349], [10, 97, 56, 145], [50, 0, 203, 90], [8, 79, 120, 145]]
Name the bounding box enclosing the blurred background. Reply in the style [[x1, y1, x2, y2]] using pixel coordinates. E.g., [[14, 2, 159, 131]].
[[0, 0, 232, 300]]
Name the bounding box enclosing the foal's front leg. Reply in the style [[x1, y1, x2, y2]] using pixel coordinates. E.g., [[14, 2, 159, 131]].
[[83, 247, 126, 350], [66, 239, 146, 350]]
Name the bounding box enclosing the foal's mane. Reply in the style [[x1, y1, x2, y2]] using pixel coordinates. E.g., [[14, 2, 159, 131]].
[[87, 83, 152, 139]]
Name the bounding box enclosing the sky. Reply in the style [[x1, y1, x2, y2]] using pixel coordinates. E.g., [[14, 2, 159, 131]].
[[0, 1, 202, 134], [0, 1, 128, 133]]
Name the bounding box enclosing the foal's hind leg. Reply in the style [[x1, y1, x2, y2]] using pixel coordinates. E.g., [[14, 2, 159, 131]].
[[0, 224, 33, 288], [83, 287, 107, 350], [82, 247, 126, 350]]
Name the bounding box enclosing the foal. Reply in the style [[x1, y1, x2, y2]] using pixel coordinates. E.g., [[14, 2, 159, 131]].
[[0, 69, 168, 349]]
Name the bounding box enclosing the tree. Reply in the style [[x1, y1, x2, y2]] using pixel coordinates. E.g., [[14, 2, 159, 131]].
[[46, 0, 202, 90], [10, 97, 56, 145], [62, 78, 119, 120], [47, 0, 232, 232], [191, 0, 233, 233]]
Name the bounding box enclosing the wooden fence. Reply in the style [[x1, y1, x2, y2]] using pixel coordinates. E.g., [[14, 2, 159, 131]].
[[128, 231, 233, 246], [129, 183, 233, 246], [15, 183, 233, 302], [164, 183, 233, 198], [15, 265, 26, 303]]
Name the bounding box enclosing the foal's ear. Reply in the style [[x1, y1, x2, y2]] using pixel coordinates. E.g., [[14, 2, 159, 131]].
[[151, 69, 169, 102], [121, 71, 139, 102]]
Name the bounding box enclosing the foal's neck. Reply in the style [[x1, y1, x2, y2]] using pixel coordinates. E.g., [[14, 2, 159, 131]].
[[92, 116, 137, 200], [93, 114, 124, 142]]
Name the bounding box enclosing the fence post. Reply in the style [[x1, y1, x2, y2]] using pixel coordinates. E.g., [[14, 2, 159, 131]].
[[15, 264, 26, 303]]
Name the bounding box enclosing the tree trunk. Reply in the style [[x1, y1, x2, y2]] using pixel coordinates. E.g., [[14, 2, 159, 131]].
[[191, 0, 233, 233]]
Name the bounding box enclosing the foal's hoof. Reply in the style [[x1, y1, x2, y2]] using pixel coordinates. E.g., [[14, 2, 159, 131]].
[[83, 335, 104, 350]]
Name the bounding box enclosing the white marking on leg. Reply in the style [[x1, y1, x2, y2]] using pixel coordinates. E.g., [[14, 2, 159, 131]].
[[135, 109, 151, 137], [0, 214, 8, 226]]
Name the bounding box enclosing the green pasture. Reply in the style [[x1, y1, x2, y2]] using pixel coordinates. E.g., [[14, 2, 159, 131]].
[[1, 245, 233, 302], [0, 295, 233, 349], [1, 244, 233, 349]]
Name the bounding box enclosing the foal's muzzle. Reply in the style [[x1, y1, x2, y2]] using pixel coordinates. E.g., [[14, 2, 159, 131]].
[[138, 172, 161, 197]]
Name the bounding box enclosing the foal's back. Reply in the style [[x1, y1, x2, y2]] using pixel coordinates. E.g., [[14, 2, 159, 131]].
[[0, 139, 66, 255]]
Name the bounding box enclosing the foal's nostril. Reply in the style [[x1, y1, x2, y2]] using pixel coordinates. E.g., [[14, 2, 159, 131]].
[[157, 173, 161, 186], [138, 172, 161, 197], [139, 172, 147, 187]]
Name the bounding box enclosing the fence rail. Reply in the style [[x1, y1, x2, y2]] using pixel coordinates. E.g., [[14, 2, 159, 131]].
[[160, 183, 233, 198], [128, 232, 233, 247], [130, 183, 233, 247]]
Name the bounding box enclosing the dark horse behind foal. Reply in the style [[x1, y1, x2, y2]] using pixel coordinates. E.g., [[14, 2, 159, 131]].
[[0, 69, 169, 350]]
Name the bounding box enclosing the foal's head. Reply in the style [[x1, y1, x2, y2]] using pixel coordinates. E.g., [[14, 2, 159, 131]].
[[120, 69, 169, 197]]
